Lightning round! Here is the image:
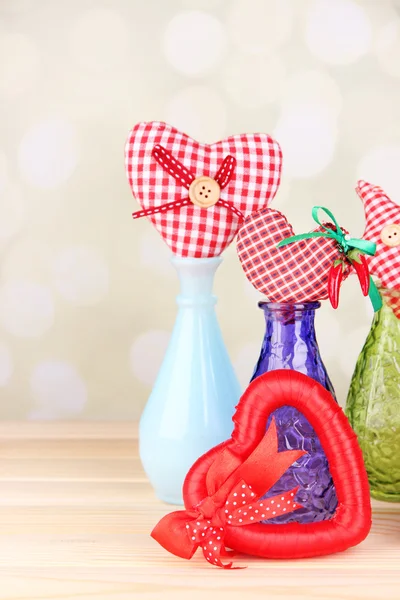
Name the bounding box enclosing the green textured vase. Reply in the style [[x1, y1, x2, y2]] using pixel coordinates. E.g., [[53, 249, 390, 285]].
[[346, 288, 400, 502]]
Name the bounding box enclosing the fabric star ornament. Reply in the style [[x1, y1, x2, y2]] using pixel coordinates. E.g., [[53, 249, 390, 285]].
[[124, 121, 282, 257], [357, 180, 400, 290]]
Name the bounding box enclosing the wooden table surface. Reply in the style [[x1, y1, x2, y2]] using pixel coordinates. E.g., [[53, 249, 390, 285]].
[[0, 422, 399, 600]]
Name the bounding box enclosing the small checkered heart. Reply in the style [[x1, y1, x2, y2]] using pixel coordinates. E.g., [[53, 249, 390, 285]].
[[358, 180, 400, 317], [237, 208, 349, 302], [125, 121, 282, 258]]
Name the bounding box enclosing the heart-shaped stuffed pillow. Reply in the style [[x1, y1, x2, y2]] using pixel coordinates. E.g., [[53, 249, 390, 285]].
[[152, 371, 371, 567], [237, 207, 350, 302], [125, 121, 282, 258]]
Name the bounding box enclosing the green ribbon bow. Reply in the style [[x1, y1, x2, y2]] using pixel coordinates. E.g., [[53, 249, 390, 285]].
[[276, 206, 382, 312]]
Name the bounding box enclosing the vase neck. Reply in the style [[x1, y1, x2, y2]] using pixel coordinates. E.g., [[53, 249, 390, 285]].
[[172, 256, 222, 306], [259, 301, 319, 352], [260, 302, 320, 333], [252, 301, 335, 397]]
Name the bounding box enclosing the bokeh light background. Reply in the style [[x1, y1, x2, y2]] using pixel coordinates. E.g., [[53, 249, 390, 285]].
[[1, 0, 400, 419]]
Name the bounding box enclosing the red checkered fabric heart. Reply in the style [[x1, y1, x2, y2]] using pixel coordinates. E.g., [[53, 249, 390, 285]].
[[125, 121, 282, 257], [237, 208, 349, 302]]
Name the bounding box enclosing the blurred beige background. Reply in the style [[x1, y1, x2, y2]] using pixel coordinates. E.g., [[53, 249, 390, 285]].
[[1, 0, 400, 419]]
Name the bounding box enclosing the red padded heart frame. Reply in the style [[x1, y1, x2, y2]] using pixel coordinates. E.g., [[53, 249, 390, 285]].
[[125, 121, 282, 258], [184, 370, 371, 559], [237, 208, 350, 302]]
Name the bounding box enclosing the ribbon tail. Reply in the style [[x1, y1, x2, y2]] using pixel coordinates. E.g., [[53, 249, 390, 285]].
[[256, 487, 303, 521], [214, 155, 236, 189], [152, 145, 194, 189], [151, 511, 198, 560], [219, 549, 245, 570], [348, 238, 377, 256], [217, 199, 244, 220], [368, 277, 383, 312], [202, 537, 244, 569], [276, 231, 331, 248], [132, 198, 191, 220]]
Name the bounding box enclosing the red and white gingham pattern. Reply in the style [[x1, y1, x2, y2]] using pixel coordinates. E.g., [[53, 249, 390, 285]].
[[125, 121, 282, 257], [237, 208, 349, 303], [357, 180, 400, 290]]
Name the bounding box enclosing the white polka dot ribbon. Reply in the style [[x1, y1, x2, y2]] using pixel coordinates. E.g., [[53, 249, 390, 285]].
[[132, 145, 244, 221], [151, 418, 305, 569], [186, 482, 301, 568]]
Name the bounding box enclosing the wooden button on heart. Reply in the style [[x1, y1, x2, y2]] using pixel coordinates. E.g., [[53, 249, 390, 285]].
[[189, 176, 220, 208], [380, 223, 400, 247]]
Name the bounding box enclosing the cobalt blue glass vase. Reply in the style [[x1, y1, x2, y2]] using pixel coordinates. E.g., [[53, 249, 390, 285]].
[[139, 256, 241, 506], [252, 301, 338, 524]]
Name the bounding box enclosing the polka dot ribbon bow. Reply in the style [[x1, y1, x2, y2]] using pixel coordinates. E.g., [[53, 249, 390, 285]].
[[151, 419, 305, 569], [131, 144, 244, 221]]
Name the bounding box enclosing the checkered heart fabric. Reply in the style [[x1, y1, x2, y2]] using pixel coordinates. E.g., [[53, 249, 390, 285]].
[[358, 180, 400, 290], [357, 180, 400, 318], [237, 208, 350, 303], [125, 121, 282, 257]]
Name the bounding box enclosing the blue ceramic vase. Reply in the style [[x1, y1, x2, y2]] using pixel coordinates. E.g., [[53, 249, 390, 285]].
[[139, 256, 241, 505], [252, 301, 338, 523]]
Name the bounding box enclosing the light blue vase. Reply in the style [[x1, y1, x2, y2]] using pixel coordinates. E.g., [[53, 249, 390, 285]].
[[139, 256, 241, 505]]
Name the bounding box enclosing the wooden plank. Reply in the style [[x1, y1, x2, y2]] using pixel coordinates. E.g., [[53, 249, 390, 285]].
[[0, 438, 138, 459], [0, 421, 398, 600], [0, 421, 138, 439], [0, 457, 143, 481]]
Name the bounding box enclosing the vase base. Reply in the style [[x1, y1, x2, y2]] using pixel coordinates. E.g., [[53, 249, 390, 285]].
[[370, 490, 400, 503]]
